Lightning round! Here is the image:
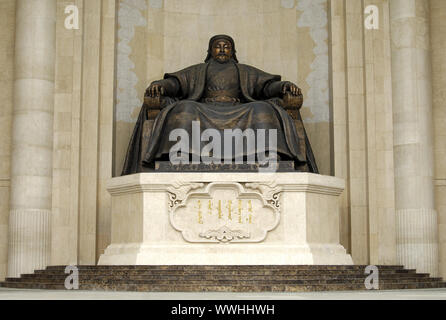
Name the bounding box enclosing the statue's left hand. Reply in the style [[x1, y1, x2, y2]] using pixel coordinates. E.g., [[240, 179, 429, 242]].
[[282, 82, 302, 96]]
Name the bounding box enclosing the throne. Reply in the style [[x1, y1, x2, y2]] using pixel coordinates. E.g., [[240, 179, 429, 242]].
[[137, 93, 317, 173]]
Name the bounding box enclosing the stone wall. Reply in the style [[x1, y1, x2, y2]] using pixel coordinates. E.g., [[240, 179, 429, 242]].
[[330, 0, 397, 265], [430, 0, 446, 279], [390, 0, 438, 276], [50, 0, 116, 266], [0, 0, 16, 281]]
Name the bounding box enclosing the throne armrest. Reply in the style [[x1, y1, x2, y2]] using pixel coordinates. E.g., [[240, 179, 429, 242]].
[[279, 93, 304, 121], [144, 96, 162, 109], [143, 96, 163, 120]]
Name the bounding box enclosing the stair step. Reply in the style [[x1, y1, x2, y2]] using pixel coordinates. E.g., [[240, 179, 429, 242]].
[[8, 273, 442, 280], [32, 269, 420, 276], [1, 281, 445, 292], [1, 265, 443, 292], [5, 279, 443, 286], [44, 265, 406, 271]]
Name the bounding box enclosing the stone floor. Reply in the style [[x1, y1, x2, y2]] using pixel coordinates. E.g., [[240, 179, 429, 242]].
[[1, 287, 446, 300]]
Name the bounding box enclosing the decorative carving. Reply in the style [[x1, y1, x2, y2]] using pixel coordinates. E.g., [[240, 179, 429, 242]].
[[168, 181, 281, 243], [245, 182, 282, 210], [167, 182, 205, 211], [199, 226, 250, 243]]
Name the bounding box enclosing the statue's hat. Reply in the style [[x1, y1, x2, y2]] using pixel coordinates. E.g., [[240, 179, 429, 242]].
[[205, 34, 238, 63]]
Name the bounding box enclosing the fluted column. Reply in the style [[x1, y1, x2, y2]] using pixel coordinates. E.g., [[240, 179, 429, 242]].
[[8, 0, 56, 278], [390, 0, 438, 276]]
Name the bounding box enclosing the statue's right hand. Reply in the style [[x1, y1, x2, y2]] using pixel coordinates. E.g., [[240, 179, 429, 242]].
[[145, 83, 165, 97]]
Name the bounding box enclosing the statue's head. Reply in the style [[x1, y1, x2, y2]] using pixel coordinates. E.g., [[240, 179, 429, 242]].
[[205, 34, 239, 63]]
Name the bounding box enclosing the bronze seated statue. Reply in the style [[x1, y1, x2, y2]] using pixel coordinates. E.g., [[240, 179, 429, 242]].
[[121, 35, 318, 175]]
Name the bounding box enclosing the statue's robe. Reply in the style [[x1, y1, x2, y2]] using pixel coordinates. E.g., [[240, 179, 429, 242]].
[[121, 61, 318, 175]]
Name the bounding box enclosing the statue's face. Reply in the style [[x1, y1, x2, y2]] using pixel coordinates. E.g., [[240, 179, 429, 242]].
[[211, 39, 233, 63]]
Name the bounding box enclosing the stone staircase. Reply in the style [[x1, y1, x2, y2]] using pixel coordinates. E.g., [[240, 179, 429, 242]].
[[1, 265, 445, 292]]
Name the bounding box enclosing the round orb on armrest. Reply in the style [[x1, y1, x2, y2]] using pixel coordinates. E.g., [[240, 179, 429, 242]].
[[282, 92, 303, 110]]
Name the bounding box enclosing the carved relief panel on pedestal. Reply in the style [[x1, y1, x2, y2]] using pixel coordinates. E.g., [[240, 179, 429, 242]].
[[167, 182, 281, 243]]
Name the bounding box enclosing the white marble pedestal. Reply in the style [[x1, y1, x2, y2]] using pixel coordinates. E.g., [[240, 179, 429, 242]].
[[98, 173, 353, 265]]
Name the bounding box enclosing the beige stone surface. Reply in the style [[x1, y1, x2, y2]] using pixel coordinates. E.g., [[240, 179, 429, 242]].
[[51, 0, 116, 266], [363, 0, 396, 265], [77, 0, 102, 265], [9, 0, 56, 278], [99, 173, 353, 265], [390, 0, 438, 276], [0, 0, 15, 281], [344, 0, 369, 265], [330, 0, 397, 266], [51, 0, 83, 267], [96, 0, 117, 261], [329, 0, 350, 254], [430, 0, 446, 279]]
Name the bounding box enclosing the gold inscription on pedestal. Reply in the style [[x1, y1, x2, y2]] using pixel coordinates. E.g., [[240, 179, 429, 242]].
[[227, 200, 232, 220], [169, 181, 280, 243], [218, 200, 222, 219], [197, 200, 203, 224], [248, 200, 253, 224], [195, 199, 256, 225]]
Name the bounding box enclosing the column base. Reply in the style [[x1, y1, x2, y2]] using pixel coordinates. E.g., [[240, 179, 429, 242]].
[[8, 209, 51, 278]]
